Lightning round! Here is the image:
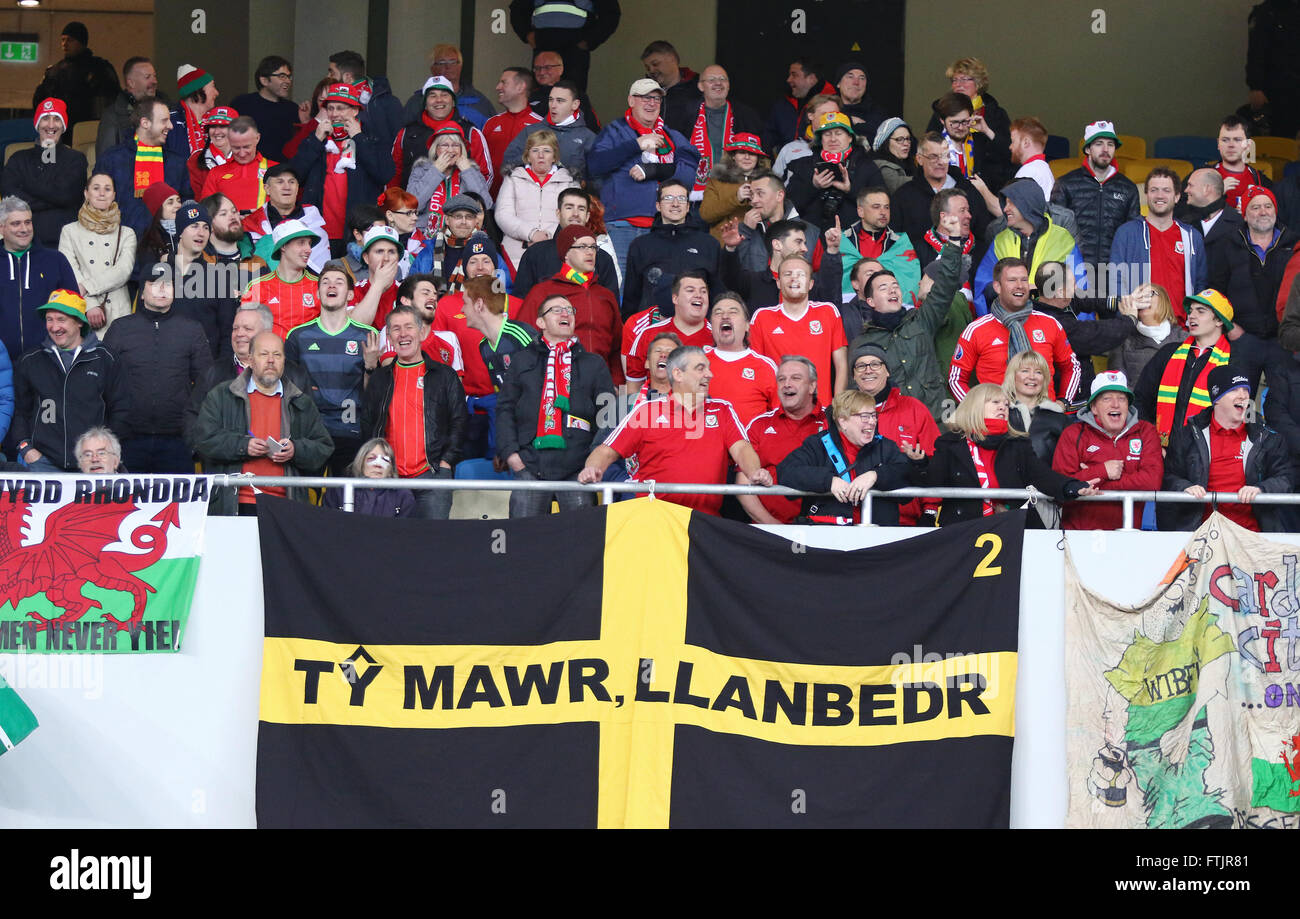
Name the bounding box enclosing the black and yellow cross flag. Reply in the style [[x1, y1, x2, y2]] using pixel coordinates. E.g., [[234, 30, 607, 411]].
[[256, 498, 1024, 828]]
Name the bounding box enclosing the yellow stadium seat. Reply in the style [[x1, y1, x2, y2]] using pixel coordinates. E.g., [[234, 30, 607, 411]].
[[75, 140, 96, 175], [70, 119, 98, 148], [1049, 158, 1077, 179], [3, 141, 29, 164], [1253, 136, 1297, 161], [1254, 159, 1274, 180], [1120, 157, 1193, 184], [1114, 134, 1146, 159]]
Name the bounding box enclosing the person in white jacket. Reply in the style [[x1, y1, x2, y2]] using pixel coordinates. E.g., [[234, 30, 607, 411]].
[[494, 129, 578, 270], [58, 171, 137, 330]]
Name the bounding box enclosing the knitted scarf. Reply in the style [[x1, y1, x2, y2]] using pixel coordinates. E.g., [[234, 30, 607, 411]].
[[426, 169, 461, 230], [625, 110, 675, 163], [203, 143, 229, 171], [533, 337, 574, 448], [183, 105, 205, 155], [690, 101, 733, 196], [133, 140, 164, 196], [77, 201, 120, 235], [1155, 335, 1230, 444], [819, 148, 849, 164], [991, 301, 1034, 361], [968, 417, 1006, 517], [325, 135, 356, 173], [561, 265, 592, 286]]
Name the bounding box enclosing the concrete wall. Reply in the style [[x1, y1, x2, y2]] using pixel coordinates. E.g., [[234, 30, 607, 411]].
[[901, 0, 1257, 153]]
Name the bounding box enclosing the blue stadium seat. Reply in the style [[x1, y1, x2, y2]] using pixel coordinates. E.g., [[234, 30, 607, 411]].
[[1152, 135, 1218, 168], [0, 118, 34, 150], [1045, 134, 1070, 161], [454, 457, 511, 480]]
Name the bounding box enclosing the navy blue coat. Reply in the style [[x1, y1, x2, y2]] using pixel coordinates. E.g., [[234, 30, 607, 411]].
[[0, 245, 79, 366], [96, 140, 192, 240], [585, 118, 699, 223], [289, 123, 395, 237]]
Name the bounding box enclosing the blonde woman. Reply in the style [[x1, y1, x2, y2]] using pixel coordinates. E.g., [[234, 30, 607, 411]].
[[323, 438, 417, 517], [1003, 349, 1069, 463], [494, 129, 577, 268], [913, 382, 1097, 526], [58, 171, 136, 330], [1108, 283, 1178, 384]]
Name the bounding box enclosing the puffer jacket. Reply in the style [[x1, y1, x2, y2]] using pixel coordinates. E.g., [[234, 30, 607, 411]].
[[1050, 163, 1141, 267], [1052, 406, 1162, 530], [494, 165, 578, 268], [1159, 407, 1294, 532]]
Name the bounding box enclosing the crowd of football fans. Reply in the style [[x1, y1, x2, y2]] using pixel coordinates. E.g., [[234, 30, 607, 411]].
[[5, 12, 1300, 529]]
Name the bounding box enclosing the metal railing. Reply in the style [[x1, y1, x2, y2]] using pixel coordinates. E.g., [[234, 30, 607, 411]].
[[191, 474, 1300, 530]]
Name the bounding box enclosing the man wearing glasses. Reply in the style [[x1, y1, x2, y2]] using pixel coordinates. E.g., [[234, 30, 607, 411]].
[[496, 293, 616, 517], [587, 78, 699, 289], [232, 56, 298, 161], [622, 179, 721, 312], [890, 132, 992, 257]]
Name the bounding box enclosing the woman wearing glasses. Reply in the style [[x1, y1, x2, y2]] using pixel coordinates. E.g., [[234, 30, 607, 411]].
[[776, 390, 911, 525]]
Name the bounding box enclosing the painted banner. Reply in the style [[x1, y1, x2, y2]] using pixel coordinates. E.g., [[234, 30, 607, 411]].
[[257, 497, 1023, 828], [0, 476, 210, 654], [1066, 513, 1300, 829], [0, 673, 37, 754]]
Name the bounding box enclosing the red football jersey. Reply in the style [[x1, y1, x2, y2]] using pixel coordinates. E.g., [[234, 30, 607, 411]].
[[626, 317, 712, 381], [242, 269, 321, 338], [748, 301, 847, 408], [746, 407, 828, 523], [433, 292, 497, 396], [704, 346, 779, 427], [605, 396, 747, 516]]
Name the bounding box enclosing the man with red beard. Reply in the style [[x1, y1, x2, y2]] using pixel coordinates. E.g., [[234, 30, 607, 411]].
[[738, 356, 826, 524]]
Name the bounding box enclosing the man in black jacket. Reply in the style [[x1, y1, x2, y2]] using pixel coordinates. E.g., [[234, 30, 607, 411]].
[[1241, 186, 1298, 339], [622, 179, 720, 311], [31, 22, 119, 128], [1180, 169, 1264, 337], [104, 264, 213, 473], [13, 290, 129, 472], [511, 188, 619, 303], [1050, 120, 1141, 278], [497, 293, 615, 516], [1161, 365, 1293, 532], [362, 305, 467, 519], [1, 100, 88, 248], [891, 133, 992, 259]]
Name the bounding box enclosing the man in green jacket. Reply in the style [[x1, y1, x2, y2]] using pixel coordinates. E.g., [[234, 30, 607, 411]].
[[192, 331, 334, 515]]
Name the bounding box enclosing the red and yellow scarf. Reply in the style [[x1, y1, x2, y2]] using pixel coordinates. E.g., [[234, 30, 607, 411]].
[[133, 141, 164, 196], [689, 101, 733, 196], [561, 265, 593, 287], [533, 337, 574, 449], [625, 110, 675, 163], [1155, 335, 1230, 445]]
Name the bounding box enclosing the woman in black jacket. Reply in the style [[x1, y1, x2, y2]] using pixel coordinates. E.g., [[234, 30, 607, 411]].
[[913, 383, 1098, 527], [784, 112, 883, 232], [776, 390, 911, 525], [1003, 349, 1070, 463]]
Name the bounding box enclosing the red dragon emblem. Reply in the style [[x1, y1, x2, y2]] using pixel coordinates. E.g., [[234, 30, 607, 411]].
[[0, 495, 180, 632]]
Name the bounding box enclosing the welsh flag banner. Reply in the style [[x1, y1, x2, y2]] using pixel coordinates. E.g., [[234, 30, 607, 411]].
[[0, 476, 211, 654], [0, 673, 37, 754]]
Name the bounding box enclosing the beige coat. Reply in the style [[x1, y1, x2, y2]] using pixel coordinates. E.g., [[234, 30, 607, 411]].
[[494, 165, 578, 268], [58, 220, 137, 329]]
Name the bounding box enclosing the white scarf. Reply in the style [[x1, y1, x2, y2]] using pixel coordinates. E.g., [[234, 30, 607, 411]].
[[326, 136, 356, 173], [1136, 319, 1170, 343]]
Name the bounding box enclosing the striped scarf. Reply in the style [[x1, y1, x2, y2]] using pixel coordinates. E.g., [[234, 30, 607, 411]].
[[945, 131, 975, 177], [534, 337, 574, 449], [426, 170, 461, 232], [625, 110, 675, 164], [183, 105, 205, 156], [924, 229, 974, 299], [690, 101, 733, 196], [1156, 336, 1230, 445], [561, 265, 592, 287], [133, 141, 164, 196]]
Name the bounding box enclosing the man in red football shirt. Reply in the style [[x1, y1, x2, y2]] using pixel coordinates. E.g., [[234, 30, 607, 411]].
[[704, 294, 778, 426], [624, 271, 712, 382], [578, 345, 771, 515], [240, 219, 321, 337], [748, 254, 848, 407], [737, 355, 825, 524]]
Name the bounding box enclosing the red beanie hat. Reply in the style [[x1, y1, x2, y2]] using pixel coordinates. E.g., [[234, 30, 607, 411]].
[[555, 223, 592, 258], [34, 98, 67, 133], [1244, 185, 1278, 211], [142, 182, 179, 217]]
